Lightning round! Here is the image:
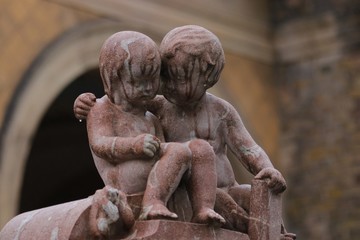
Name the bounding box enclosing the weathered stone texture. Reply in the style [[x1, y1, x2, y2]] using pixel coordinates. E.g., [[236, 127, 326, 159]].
[[280, 57, 360, 239], [126, 220, 249, 240], [248, 180, 282, 240], [274, 1, 360, 239]]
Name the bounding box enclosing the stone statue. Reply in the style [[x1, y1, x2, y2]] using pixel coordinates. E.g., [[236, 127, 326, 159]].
[[0, 25, 295, 240], [74, 25, 296, 239], [85, 30, 224, 227]]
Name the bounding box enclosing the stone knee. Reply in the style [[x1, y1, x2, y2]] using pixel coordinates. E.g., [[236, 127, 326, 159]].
[[188, 139, 213, 153], [188, 139, 216, 165], [163, 142, 192, 166], [186, 139, 217, 212]]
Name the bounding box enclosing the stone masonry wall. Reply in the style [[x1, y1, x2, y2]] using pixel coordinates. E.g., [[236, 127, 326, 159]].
[[280, 54, 360, 239], [273, 1, 360, 239]]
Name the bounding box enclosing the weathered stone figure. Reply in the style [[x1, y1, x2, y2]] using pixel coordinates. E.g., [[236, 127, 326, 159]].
[[86, 30, 224, 229], [75, 25, 295, 239]]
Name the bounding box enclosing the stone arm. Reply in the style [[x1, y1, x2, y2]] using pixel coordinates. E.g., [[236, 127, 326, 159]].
[[223, 102, 286, 194], [74, 93, 165, 121], [74, 93, 96, 120], [87, 103, 160, 164]]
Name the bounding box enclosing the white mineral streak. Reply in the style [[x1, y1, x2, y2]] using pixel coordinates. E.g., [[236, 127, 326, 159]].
[[119, 196, 132, 212], [139, 205, 153, 220], [102, 201, 119, 222], [120, 37, 143, 76], [111, 137, 117, 156], [97, 218, 108, 233], [14, 211, 39, 240], [240, 145, 262, 158], [143, 134, 154, 156], [50, 227, 59, 240], [147, 161, 160, 188]]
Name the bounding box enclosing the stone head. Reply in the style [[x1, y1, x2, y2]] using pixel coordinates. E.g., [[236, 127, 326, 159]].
[[99, 31, 161, 105], [159, 25, 225, 106]]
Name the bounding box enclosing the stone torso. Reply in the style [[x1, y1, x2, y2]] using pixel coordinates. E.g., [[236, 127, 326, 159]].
[[152, 94, 237, 189], [90, 97, 161, 194]]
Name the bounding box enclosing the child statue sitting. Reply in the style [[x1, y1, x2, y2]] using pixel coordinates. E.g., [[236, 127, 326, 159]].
[[86, 31, 224, 226], [76, 26, 295, 239]]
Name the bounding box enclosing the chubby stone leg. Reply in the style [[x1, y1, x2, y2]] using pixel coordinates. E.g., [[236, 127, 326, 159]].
[[187, 139, 225, 226], [141, 142, 192, 220], [228, 184, 251, 214], [215, 188, 249, 233]]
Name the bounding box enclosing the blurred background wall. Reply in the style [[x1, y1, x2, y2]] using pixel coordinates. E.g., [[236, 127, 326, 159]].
[[272, 1, 360, 239], [0, 0, 358, 239]]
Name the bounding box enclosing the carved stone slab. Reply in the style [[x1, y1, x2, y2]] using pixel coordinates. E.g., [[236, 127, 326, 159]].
[[122, 220, 249, 240], [0, 197, 93, 240], [248, 179, 282, 240]]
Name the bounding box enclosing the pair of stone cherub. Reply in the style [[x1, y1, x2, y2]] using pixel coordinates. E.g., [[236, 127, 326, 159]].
[[74, 25, 295, 239]]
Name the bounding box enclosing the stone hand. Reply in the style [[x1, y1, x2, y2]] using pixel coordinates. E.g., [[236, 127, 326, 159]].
[[133, 134, 161, 158], [73, 92, 96, 120], [254, 167, 287, 194]]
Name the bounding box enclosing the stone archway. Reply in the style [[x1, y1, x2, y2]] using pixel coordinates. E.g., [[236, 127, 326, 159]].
[[18, 68, 104, 213]]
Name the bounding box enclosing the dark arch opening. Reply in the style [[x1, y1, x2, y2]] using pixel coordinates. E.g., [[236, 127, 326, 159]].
[[19, 68, 105, 213]]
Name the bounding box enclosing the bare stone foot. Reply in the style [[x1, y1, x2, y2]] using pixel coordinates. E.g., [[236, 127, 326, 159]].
[[192, 208, 226, 227], [140, 204, 178, 220]]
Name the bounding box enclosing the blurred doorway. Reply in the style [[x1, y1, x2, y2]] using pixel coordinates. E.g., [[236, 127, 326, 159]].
[[19, 69, 104, 213]]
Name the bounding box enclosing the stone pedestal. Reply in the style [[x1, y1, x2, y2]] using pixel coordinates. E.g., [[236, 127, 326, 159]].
[[0, 180, 284, 239], [0, 197, 93, 240], [248, 179, 282, 240], [121, 220, 249, 240]]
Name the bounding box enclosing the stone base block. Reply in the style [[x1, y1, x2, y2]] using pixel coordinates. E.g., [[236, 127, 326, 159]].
[[121, 220, 249, 240]]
